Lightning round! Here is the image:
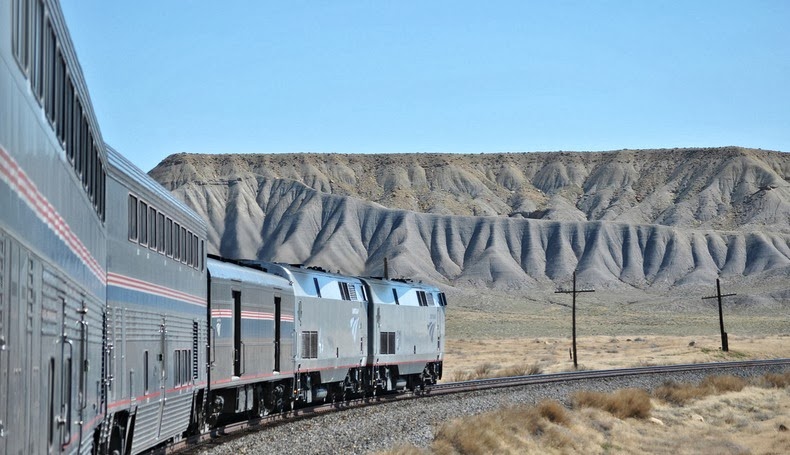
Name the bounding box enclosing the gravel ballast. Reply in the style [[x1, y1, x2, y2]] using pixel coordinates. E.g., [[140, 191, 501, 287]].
[[196, 363, 789, 455]]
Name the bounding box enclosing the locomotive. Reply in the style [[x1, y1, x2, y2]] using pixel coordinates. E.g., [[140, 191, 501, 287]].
[[1, 1, 446, 454]]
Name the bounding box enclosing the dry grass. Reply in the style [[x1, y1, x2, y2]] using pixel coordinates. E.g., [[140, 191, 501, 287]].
[[378, 372, 790, 455], [759, 371, 790, 388], [449, 362, 542, 381], [572, 389, 652, 419], [429, 401, 575, 455], [653, 375, 747, 405], [441, 335, 789, 382]]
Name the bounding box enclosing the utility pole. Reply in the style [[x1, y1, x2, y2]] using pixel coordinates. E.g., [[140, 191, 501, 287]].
[[702, 278, 736, 352], [555, 271, 595, 369]]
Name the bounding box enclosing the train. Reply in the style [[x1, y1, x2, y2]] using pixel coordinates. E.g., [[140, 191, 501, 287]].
[[0, 1, 446, 454]]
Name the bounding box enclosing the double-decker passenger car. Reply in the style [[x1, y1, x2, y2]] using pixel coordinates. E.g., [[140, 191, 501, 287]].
[[1, 1, 107, 453], [103, 146, 208, 454]]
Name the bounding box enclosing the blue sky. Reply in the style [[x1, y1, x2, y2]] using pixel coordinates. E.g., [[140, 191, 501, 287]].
[[60, 1, 790, 172]]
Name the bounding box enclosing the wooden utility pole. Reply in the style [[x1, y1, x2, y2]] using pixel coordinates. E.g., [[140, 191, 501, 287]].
[[702, 278, 736, 352], [555, 271, 595, 369]]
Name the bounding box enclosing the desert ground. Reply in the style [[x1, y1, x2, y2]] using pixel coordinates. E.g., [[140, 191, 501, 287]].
[[419, 288, 789, 454], [443, 287, 788, 380], [385, 376, 790, 454]]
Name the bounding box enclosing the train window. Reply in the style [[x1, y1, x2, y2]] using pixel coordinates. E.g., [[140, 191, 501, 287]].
[[128, 195, 138, 241], [55, 50, 65, 143], [32, 0, 44, 102], [89, 142, 97, 203], [301, 331, 318, 359], [12, 0, 30, 71], [181, 227, 187, 264], [187, 232, 194, 267], [44, 19, 55, 123], [173, 222, 180, 260], [183, 350, 190, 384], [199, 240, 205, 271], [338, 282, 350, 300], [166, 218, 173, 257], [81, 119, 89, 188], [416, 291, 427, 307], [30, 2, 44, 105], [99, 162, 106, 222], [192, 235, 198, 269], [157, 213, 165, 253], [426, 292, 435, 306], [72, 98, 82, 173], [149, 207, 157, 250], [392, 288, 400, 305], [64, 76, 73, 159], [380, 332, 396, 355], [439, 293, 448, 307], [359, 285, 368, 302], [174, 350, 181, 387], [313, 278, 321, 298], [139, 202, 148, 246], [77, 116, 84, 180]]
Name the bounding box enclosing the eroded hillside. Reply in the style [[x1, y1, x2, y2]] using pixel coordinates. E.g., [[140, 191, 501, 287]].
[[149, 147, 790, 302]]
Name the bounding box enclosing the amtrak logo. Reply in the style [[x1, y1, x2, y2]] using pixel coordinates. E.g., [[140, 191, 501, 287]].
[[427, 321, 436, 340]]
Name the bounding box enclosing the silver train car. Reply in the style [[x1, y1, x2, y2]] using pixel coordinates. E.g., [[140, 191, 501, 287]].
[[205, 257, 295, 419], [2, 0, 108, 453], [104, 146, 208, 454], [362, 277, 445, 390]]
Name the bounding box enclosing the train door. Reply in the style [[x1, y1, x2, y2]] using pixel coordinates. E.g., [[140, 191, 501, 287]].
[[274, 295, 281, 372], [233, 291, 242, 377], [1, 241, 45, 454]]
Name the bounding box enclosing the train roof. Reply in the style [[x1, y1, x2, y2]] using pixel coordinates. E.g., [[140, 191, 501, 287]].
[[359, 276, 442, 293], [46, 0, 106, 164], [105, 144, 205, 231], [240, 261, 365, 283], [207, 258, 291, 290]]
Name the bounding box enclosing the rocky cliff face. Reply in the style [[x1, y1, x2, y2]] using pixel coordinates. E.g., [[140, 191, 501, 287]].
[[149, 147, 790, 301]]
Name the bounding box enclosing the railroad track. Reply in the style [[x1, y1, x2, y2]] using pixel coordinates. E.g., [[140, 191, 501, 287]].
[[165, 359, 790, 454]]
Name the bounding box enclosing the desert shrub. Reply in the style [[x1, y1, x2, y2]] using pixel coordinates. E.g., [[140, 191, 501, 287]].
[[499, 363, 543, 377], [474, 362, 496, 378], [536, 399, 570, 426], [654, 375, 749, 405], [542, 426, 574, 449], [572, 388, 651, 419], [431, 401, 572, 454], [450, 370, 474, 382], [653, 381, 706, 405], [760, 372, 790, 388], [700, 374, 746, 393]]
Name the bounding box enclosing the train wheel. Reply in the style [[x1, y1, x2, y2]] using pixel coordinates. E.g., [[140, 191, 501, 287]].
[[268, 384, 287, 414]]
